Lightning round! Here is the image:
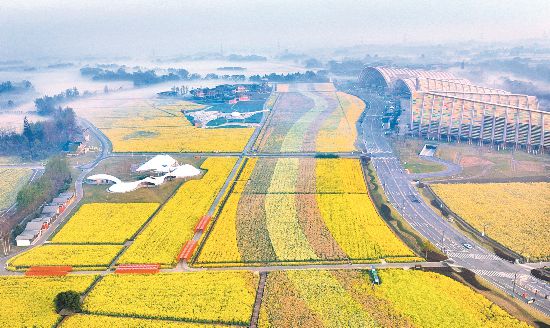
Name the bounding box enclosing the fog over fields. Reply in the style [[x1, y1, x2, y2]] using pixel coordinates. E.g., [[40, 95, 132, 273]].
[[1, 0, 550, 59]]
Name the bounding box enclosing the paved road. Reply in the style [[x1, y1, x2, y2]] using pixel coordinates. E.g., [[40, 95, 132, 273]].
[[408, 155, 462, 180], [358, 92, 550, 316], [0, 117, 113, 273]]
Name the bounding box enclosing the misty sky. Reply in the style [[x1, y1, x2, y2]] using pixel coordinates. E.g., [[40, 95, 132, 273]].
[[1, 0, 549, 59]]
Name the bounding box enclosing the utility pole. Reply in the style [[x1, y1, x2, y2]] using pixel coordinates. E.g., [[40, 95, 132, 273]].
[[512, 271, 519, 296]]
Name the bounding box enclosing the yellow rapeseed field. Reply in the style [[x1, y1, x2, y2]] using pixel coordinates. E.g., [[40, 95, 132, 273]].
[[0, 275, 96, 327], [315, 158, 367, 193], [0, 168, 32, 209], [75, 98, 254, 153], [62, 314, 232, 327], [316, 194, 415, 260], [197, 157, 414, 264], [376, 269, 530, 328], [118, 157, 236, 265], [8, 244, 123, 269], [104, 126, 254, 153], [259, 269, 529, 328], [83, 271, 259, 325], [51, 203, 159, 244], [316, 92, 364, 152], [431, 182, 550, 259]]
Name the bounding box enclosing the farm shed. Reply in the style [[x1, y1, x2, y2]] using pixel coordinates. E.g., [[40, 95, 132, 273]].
[[42, 205, 59, 216]]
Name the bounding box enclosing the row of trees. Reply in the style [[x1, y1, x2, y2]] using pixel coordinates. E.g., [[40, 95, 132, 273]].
[[80, 67, 195, 86], [0, 80, 33, 94], [34, 88, 80, 115], [16, 156, 71, 211], [249, 71, 329, 83], [0, 107, 81, 160]]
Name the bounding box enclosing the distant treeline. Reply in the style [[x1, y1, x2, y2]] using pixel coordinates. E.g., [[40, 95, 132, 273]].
[[81, 66, 251, 85], [227, 54, 267, 62], [249, 71, 329, 83], [80, 67, 197, 86], [478, 58, 550, 84], [501, 78, 550, 101], [0, 80, 33, 94], [0, 107, 81, 160], [34, 87, 82, 115], [15, 156, 71, 219]]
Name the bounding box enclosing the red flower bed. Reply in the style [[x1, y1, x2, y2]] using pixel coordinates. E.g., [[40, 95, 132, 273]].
[[25, 266, 73, 276], [177, 240, 198, 261]]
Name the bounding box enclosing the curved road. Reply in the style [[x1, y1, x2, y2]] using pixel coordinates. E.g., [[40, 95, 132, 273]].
[[0, 117, 112, 273], [358, 92, 550, 317]]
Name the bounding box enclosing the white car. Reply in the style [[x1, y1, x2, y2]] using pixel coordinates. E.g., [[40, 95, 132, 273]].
[[462, 243, 473, 250]]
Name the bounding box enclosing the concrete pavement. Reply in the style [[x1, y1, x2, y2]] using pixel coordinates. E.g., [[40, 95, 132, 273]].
[[357, 91, 550, 316]]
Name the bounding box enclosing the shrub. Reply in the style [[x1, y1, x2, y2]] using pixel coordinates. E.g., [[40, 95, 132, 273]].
[[55, 290, 82, 313]]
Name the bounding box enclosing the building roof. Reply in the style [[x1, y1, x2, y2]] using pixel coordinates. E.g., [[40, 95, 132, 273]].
[[42, 205, 59, 213], [167, 164, 202, 178], [86, 174, 122, 184], [108, 181, 141, 193], [136, 155, 178, 173]]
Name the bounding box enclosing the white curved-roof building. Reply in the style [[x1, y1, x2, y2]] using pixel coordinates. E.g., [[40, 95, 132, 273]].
[[167, 164, 202, 178], [86, 174, 122, 184], [108, 181, 141, 193], [137, 155, 178, 173]]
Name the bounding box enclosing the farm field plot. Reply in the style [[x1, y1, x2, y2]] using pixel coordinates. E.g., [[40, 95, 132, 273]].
[[62, 314, 233, 328], [74, 97, 254, 152], [83, 271, 258, 325], [255, 84, 363, 153], [0, 275, 96, 327], [197, 157, 415, 265], [118, 157, 237, 266], [431, 182, 550, 260], [0, 168, 33, 209], [51, 203, 159, 244], [258, 269, 529, 328], [8, 244, 123, 269]]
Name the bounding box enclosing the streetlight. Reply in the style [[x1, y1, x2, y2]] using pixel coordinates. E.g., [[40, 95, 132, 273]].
[[512, 270, 521, 296]]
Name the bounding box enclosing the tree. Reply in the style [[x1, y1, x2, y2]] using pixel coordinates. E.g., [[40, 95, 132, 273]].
[[55, 291, 82, 313]]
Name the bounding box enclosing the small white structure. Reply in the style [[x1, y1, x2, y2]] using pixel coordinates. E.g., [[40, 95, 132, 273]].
[[136, 155, 178, 173], [86, 174, 122, 185], [166, 164, 202, 179], [108, 181, 141, 193], [16, 230, 41, 247]]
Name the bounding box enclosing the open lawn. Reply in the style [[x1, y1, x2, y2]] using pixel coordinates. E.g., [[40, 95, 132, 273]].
[[83, 156, 205, 204]]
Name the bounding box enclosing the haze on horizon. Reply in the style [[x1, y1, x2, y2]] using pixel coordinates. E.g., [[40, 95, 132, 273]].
[[1, 0, 550, 60]]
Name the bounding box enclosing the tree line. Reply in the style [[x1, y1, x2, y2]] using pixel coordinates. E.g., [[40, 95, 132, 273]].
[[249, 71, 329, 83], [16, 156, 71, 211], [34, 88, 81, 115], [0, 107, 81, 160]]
